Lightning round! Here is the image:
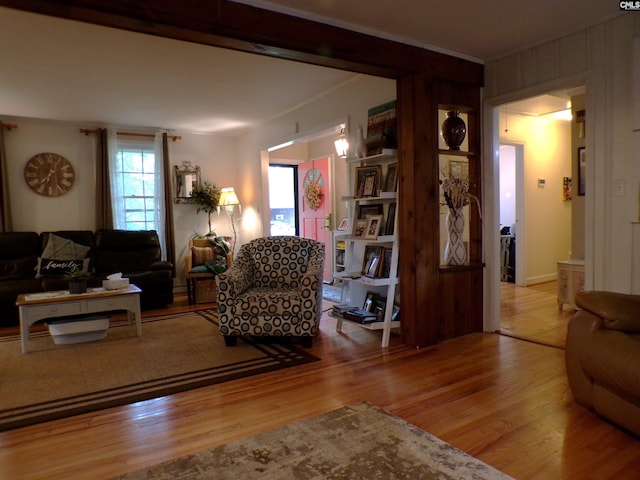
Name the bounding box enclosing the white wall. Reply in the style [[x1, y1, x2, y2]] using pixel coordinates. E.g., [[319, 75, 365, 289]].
[[170, 132, 238, 288], [1, 117, 238, 290], [499, 114, 572, 284], [234, 75, 396, 244], [4, 120, 97, 231]]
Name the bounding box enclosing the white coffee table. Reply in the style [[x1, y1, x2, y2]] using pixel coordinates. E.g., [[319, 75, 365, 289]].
[[16, 285, 142, 353]]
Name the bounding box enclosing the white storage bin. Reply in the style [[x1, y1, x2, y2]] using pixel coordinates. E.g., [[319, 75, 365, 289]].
[[46, 315, 110, 345]]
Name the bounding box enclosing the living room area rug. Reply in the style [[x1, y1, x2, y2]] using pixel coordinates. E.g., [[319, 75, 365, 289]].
[[0, 309, 318, 431], [113, 402, 513, 480]]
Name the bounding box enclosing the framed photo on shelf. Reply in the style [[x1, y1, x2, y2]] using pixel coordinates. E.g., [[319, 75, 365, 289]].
[[363, 291, 377, 312], [362, 245, 383, 277], [337, 218, 349, 231], [391, 304, 400, 321], [384, 163, 398, 192], [448, 159, 468, 179], [384, 202, 396, 236], [357, 203, 383, 219], [380, 247, 393, 278], [353, 219, 367, 237], [374, 297, 387, 322], [363, 214, 383, 239], [354, 165, 383, 198]]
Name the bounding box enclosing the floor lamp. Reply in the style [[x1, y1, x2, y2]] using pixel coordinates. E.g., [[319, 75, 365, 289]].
[[218, 187, 240, 256]]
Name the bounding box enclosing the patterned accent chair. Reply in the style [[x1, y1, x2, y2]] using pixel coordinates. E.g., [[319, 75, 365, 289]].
[[216, 236, 325, 347]]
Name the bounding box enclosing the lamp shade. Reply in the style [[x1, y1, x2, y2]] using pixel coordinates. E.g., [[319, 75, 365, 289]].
[[218, 187, 240, 207]]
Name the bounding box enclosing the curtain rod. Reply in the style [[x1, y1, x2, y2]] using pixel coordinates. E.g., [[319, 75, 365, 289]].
[[79, 128, 181, 142]]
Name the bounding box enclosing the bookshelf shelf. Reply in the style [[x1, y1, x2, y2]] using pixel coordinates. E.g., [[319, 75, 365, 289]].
[[332, 149, 400, 348]]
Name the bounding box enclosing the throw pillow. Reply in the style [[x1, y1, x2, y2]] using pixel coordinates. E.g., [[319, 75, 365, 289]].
[[38, 258, 89, 277], [192, 246, 215, 267], [41, 234, 90, 260], [37, 234, 91, 277]]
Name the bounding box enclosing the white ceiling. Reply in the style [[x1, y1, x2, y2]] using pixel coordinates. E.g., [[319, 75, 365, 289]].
[[0, 3, 619, 135]]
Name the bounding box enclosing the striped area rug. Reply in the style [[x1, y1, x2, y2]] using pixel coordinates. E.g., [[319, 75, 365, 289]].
[[0, 310, 318, 431]]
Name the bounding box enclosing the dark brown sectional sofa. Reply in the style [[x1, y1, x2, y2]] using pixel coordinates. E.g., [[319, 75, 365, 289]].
[[0, 229, 174, 327]]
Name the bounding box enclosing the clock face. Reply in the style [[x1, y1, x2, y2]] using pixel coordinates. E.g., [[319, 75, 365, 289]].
[[24, 153, 75, 197]]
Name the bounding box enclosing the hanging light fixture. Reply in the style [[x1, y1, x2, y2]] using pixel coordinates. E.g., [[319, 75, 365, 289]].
[[334, 127, 349, 159]]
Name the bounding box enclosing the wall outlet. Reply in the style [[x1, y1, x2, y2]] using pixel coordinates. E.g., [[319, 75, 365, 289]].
[[537, 178, 546, 188]]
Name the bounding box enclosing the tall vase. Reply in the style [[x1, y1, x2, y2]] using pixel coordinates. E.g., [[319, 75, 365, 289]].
[[441, 111, 466, 151], [355, 125, 368, 158], [444, 209, 466, 265]]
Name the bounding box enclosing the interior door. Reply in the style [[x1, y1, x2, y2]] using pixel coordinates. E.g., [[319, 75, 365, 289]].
[[298, 157, 332, 282]]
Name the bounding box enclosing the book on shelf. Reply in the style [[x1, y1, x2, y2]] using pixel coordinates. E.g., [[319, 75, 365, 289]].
[[342, 308, 378, 324], [366, 100, 397, 156], [332, 304, 356, 313]]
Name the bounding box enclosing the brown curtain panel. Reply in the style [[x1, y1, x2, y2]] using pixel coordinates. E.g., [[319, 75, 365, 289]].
[[162, 132, 176, 276], [95, 128, 113, 230], [0, 123, 13, 232]]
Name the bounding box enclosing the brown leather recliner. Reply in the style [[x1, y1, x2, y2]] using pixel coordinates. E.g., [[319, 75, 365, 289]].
[[565, 290, 640, 436]]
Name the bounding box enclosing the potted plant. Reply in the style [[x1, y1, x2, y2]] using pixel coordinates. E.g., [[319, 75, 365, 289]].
[[190, 180, 221, 236], [67, 270, 91, 294]]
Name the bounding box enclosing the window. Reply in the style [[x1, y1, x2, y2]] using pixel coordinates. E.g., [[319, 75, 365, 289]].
[[112, 141, 158, 231], [108, 130, 167, 258]]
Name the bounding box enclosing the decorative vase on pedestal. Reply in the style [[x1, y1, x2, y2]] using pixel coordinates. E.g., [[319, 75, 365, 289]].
[[444, 209, 466, 265], [355, 125, 368, 158], [441, 111, 466, 151]]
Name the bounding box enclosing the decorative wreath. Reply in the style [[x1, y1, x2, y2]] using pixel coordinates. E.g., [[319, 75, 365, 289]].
[[304, 182, 323, 210]]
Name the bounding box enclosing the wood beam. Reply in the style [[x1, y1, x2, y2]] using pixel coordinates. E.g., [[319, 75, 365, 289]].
[[0, 0, 483, 83]]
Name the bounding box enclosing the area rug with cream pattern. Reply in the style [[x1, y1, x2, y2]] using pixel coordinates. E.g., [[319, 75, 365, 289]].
[[0, 309, 318, 431], [114, 403, 513, 480]]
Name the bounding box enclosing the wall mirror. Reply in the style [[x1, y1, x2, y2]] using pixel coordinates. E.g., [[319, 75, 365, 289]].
[[174, 161, 201, 203]]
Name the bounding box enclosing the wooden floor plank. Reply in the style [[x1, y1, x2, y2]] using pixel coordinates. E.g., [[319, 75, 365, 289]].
[[0, 294, 638, 479]]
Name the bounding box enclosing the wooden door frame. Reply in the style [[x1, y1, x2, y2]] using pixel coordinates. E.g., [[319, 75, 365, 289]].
[[2, 0, 485, 347]]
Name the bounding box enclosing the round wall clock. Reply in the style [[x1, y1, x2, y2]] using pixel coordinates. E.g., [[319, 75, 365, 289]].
[[24, 153, 75, 197]]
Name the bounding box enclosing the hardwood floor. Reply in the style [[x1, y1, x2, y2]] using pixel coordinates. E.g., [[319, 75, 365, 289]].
[[500, 281, 574, 348], [1, 296, 639, 479]]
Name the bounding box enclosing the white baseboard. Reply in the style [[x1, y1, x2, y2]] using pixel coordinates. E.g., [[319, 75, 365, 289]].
[[525, 273, 557, 286]]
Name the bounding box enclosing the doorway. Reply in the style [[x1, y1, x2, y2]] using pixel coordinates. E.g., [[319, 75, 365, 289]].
[[298, 157, 333, 282], [495, 91, 580, 347], [268, 164, 299, 237], [499, 143, 524, 286]]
